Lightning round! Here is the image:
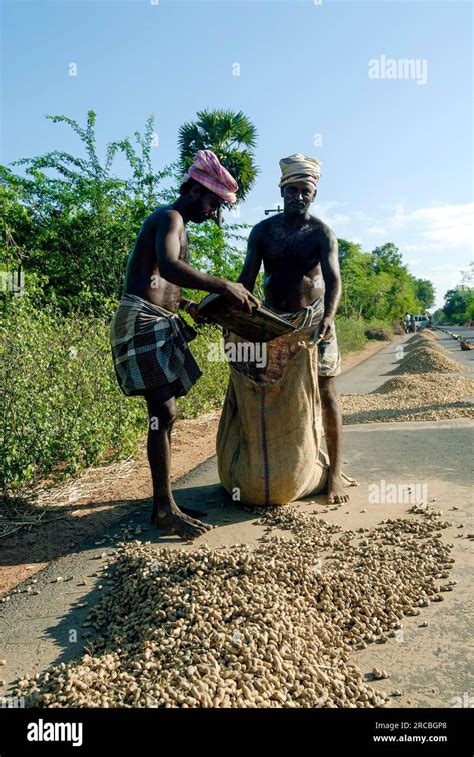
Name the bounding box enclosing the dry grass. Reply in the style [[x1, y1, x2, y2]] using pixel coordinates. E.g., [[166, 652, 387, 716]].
[[0, 457, 140, 539]]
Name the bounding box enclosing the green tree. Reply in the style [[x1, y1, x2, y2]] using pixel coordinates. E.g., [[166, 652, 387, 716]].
[[372, 243, 403, 273], [1, 111, 173, 311], [443, 287, 474, 324], [177, 109, 259, 204], [338, 239, 420, 321], [371, 243, 419, 319], [432, 308, 447, 324], [413, 277, 435, 310], [338, 240, 376, 318], [0, 174, 33, 268]]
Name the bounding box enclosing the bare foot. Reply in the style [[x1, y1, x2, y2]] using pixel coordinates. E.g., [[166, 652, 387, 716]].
[[151, 502, 212, 540], [326, 472, 350, 505], [151, 501, 207, 523], [179, 506, 208, 519]]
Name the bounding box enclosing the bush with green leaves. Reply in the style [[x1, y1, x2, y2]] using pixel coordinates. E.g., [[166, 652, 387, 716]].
[[336, 316, 396, 354], [1, 111, 174, 312], [335, 317, 369, 354], [0, 291, 233, 497], [0, 293, 146, 497]]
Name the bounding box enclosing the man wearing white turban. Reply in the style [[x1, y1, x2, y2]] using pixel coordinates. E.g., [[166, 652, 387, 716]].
[[278, 153, 322, 189], [237, 153, 350, 504]]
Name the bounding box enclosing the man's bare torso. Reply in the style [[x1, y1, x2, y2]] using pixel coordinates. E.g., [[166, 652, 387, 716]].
[[124, 206, 188, 312], [257, 213, 330, 311]]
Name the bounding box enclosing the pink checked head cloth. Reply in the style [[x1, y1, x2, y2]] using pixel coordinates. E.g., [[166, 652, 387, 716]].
[[279, 153, 322, 189], [183, 150, 239, 204]]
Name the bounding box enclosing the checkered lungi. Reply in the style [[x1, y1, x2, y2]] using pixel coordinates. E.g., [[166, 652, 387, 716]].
[[109, 293, 202, 397], [263, 295, 341, 377]]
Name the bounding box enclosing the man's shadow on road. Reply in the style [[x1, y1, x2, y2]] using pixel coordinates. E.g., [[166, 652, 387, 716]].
[[0, 476, 258, 568]]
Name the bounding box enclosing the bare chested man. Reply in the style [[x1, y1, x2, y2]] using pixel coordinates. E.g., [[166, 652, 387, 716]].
[[110, 151, 259, 539], [237, 153, 349, 504]]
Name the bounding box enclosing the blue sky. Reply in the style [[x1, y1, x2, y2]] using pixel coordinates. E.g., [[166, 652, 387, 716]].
[[1, 0, 472, 307]]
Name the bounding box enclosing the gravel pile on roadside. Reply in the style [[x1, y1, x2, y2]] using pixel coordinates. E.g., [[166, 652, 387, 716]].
[[373, 374, 473, 397], [16, 506, 454, 709], [407, 335, 443, 350], [394, 344, 467, 375], [341, 374, 474, 424], [421, 330, 437, 340], [341, 333, 472, 424]]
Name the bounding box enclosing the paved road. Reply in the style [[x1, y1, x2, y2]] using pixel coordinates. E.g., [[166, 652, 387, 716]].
[[336, 327, 474, 395], [433, 326, 474, 377], [0, 331, 472, 708], [336, 334, 412, 394]]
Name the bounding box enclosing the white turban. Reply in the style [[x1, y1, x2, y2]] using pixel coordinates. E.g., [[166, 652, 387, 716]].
[[279, 153, 322, 189]]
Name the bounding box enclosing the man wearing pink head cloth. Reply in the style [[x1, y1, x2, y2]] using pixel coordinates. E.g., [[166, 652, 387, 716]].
[[110, 150, 259, 540], [182, 150, 238, 204]]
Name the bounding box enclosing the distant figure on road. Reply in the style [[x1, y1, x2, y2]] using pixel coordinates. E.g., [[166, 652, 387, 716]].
[[404, 313, 411, 333]]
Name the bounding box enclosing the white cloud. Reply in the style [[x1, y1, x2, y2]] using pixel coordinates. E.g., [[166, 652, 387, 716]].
[[399, 203, 474, 251], [323, 201, 472, 305], [405, 257, 422, 266], [331, 213, 352, 225], [367, 225, 389, 235]]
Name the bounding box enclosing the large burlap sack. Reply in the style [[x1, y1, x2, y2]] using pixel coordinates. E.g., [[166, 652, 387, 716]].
[[216, 340, 329, 506]]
